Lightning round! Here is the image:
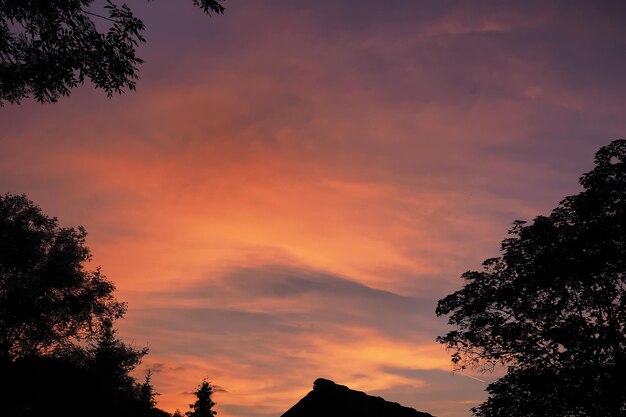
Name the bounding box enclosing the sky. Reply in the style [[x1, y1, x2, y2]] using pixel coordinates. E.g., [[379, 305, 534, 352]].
[[1, 1, 626, 416]]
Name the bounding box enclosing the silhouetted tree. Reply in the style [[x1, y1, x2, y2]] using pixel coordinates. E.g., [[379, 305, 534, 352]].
[[0, 193, 125, 362], [187, 380, 217, 417], [0, 0, 224, 104], [472, 366, 618, 417], [87, 319, 149, 415], [139, 369, 159, 410], [0, 193, 164, 417], [436, 139, 626, 416]]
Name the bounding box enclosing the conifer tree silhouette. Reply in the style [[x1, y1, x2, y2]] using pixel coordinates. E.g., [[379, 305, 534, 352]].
[[187, 380, 217, 417]]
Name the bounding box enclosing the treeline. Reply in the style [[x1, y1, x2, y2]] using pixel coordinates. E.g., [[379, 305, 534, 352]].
[[0, 194, 216, 417]]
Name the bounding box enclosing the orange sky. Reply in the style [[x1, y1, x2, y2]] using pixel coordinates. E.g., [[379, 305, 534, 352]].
[[2, 1, 626, 416]]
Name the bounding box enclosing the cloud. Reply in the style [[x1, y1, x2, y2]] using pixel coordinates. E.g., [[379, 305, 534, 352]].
[[372, 367, 500, 417], [162, 264, 442, 336], [3, 1, 626, 416], [121, 263, 452, 413]]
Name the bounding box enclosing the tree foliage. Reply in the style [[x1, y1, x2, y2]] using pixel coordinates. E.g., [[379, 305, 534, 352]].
[[472, 366, 623, 417], [0, 342, 156, 417], [0, 0, 224, 104], [436, 139, 626, 416], [0, 193, 125, 361], [0, 193, 164, 416], [187, 380, 217, 417], [88, 319, 149, 404], [139, 369, 159, 410]]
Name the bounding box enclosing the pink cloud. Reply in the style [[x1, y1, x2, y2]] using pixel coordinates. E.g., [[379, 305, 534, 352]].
[[2, 2, 626, 416]]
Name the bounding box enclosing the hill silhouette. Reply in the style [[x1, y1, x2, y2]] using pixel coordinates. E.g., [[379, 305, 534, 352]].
[[282, 378, 435, 417]]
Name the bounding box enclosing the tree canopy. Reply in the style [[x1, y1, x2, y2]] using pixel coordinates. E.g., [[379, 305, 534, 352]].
[[436, 139, 626, 416], [0, 193, 125, 361], [0, 193, 166, 417], [0, 0, 224, 104]]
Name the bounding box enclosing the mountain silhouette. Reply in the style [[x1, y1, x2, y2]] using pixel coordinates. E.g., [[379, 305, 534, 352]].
[[281, 378, 435, 417]]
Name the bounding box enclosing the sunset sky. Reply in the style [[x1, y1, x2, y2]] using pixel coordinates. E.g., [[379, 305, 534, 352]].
[[2, 1, 626, 416]]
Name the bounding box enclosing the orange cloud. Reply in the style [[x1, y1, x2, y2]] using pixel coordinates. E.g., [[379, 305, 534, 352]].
[[2, 2, 626, 417]]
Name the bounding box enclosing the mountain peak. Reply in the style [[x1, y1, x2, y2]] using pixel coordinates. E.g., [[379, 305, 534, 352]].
[[282, 379, 435, 417]]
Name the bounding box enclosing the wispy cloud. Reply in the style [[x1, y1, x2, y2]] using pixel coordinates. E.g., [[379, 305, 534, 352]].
[[2, 1, 626, 416]]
